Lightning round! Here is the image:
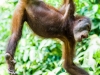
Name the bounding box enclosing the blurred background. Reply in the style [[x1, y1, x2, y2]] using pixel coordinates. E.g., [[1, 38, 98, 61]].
[[0, 0, 100, 75]]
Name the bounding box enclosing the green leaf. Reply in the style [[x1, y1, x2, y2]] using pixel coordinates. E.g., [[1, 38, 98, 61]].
[[92, 4, 98, 13], [29, 47, 36, 62], [23, 50, 29, 62]]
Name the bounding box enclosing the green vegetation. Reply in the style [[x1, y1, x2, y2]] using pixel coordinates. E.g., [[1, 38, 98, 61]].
[[0, 0, 100, 75]]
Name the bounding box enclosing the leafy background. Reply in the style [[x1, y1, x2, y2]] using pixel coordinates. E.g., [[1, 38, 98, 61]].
[[0, 0, 100, 75]]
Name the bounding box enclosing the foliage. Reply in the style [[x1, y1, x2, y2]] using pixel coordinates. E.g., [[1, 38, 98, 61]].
[[74, 0, 100, 74], [0, 0, 100, 75]]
